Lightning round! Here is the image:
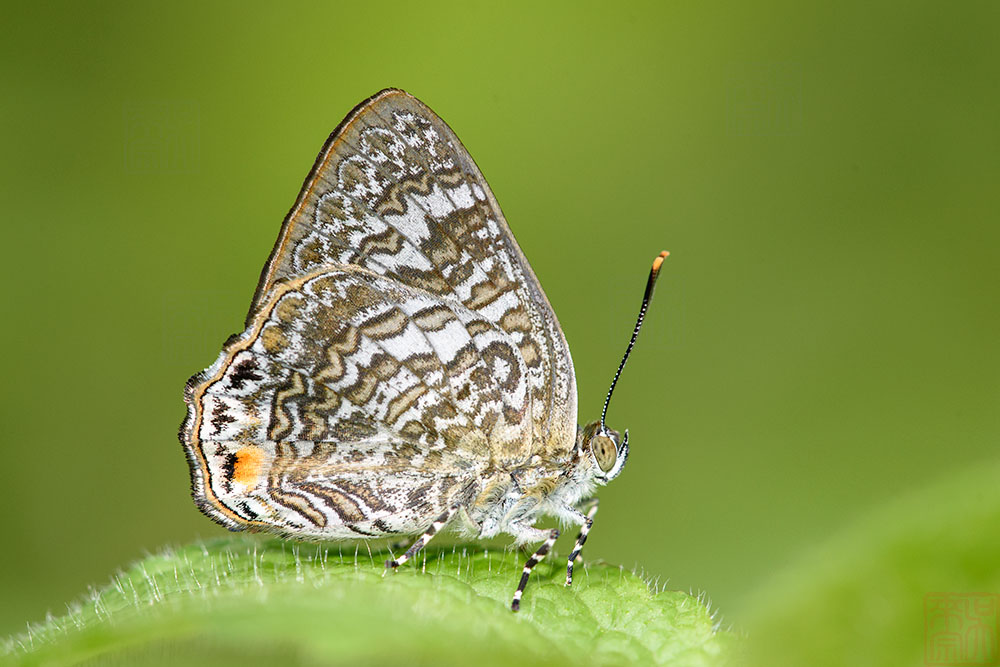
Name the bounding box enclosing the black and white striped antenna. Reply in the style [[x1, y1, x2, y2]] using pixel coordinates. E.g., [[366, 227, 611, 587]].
[[600, 250, 669, 433]]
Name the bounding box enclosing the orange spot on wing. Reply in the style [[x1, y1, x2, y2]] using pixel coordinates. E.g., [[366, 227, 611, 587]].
[[233, 446, 265, 487]]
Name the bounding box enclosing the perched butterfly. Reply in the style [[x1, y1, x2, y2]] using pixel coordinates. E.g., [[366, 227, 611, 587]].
[[180, 89, 667, 611]]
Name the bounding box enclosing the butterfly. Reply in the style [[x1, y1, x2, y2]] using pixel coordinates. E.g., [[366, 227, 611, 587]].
[[180, 88, 667, 611]]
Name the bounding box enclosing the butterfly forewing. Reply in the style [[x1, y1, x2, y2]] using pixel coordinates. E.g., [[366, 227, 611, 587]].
[[248, 89, 576, 454]]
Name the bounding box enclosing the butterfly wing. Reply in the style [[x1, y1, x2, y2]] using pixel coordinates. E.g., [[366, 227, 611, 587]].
[[183, 265, 533, 536], [182, 90, 577, 537], [248, 89, 576, 456]]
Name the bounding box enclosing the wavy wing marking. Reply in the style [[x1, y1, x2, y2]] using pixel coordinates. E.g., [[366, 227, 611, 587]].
[[182, 266, 531, 536], [249, 89, 576, 456]]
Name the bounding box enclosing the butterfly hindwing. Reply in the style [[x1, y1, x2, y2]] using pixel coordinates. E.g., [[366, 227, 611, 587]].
[[183, 265, 531, 535]]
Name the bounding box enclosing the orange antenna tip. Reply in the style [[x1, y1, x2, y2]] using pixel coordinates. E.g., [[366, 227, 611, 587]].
[[600, 247, 670, 431], [652, 251, 669, 272]]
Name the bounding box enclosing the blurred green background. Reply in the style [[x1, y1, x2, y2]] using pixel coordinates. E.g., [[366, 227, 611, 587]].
[[2, 0, 998, 649]]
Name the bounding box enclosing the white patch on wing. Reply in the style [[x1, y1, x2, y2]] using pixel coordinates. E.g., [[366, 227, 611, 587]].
[[415, 184, 456, 219], [476, 289, 521, 324], [448, 182, 476, 210], [372, 242, 433, 273], [385, 206, 431, 243], [424, 318, 471, 364], [378, 321, 435, 360]]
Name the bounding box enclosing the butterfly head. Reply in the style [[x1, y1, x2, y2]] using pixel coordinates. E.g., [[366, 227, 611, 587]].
[[581, 420, 629, 482], [585, 250, 668, 484]]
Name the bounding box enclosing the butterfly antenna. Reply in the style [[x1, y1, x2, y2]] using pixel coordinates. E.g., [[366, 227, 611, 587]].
[[600, 251, 669, 433]]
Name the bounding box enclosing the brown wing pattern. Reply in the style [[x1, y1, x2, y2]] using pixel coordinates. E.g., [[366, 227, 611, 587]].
[[248, 89, 576, 455], [183, 266, 531, 536]]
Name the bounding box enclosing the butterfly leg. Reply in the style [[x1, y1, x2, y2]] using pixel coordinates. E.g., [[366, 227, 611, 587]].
[[385, 504, 460, 570], [565, 499, 599, 586], [511, 527, 560, 612]]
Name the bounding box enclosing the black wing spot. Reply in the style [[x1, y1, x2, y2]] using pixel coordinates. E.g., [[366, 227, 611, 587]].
[[229, 358, 262, 389]]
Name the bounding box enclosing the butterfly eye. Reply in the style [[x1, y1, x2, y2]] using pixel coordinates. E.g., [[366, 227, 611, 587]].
[[590, 435, 618, 473]]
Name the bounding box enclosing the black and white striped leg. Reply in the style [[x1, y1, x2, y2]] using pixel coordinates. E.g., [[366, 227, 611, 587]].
[[566, 500, 599, 586], [511, 528, 560, 612], [385, 505, 460, 570]]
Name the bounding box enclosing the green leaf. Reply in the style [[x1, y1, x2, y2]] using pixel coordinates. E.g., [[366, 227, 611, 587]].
[[742, 459, 1000, 666], [4, 538, 737, 666]]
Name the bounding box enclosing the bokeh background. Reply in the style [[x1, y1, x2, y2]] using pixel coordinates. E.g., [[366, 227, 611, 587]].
[[2, 0, 998, 648]]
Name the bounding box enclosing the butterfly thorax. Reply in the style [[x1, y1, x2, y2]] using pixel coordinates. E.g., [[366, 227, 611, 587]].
[[463, 420, 626, 540]]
